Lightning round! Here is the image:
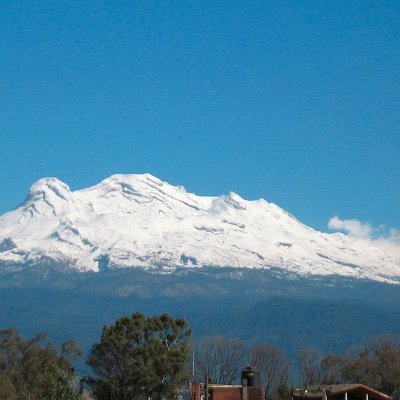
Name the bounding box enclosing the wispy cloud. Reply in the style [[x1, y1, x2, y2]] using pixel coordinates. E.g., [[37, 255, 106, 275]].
[[328, 216, 400, 259], [328, 216, 373, 240]]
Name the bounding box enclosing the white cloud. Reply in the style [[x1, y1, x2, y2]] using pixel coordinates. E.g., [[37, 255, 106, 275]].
[[328, 216, 400, 259], [328, 216, 373, 239]]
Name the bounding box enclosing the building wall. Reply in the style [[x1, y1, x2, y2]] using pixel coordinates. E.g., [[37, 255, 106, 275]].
[[209, 387, 264, 400], [210, 388, 242, 400]]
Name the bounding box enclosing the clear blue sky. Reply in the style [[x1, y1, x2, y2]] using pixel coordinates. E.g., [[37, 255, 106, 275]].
[[0, 0, 399, 232]]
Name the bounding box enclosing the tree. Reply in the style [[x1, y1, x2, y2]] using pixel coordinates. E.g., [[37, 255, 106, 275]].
[[297, 347, 322, 387], [43, 367, 81, 400], [0, 371, 16, 399], [194, 336, 245, 384], [342, 335, 400, 400], [270, 384, 292, 400], [86, 312, 192, 400], [250, 344, 288, 398], [296, 335, 400, 400], [319, 354, 345, 384], [0, 327, 82, 400]]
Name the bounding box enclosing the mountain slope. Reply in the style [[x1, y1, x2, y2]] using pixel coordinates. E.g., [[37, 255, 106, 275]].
[[2, 268, 400, 376], [0, 173, 398, 282]]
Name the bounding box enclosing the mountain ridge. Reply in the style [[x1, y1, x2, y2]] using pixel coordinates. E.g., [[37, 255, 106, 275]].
[[0, 173, 399, 282]]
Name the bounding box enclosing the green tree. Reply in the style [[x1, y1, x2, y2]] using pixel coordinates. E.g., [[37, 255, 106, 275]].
[[86, 312, 192, 400], [0, 327, 82, 400], [43, 367, 81, 400], [0, 371, 16, 399]]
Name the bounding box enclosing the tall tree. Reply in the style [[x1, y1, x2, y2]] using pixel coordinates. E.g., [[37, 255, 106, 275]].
[[250, 344, 289, 398], [0, 328, 81, 400], [86, 312, 191, 400], [195, 336, 245, 384], [319, 354, 345, 384], [297, 347, 322, 387]]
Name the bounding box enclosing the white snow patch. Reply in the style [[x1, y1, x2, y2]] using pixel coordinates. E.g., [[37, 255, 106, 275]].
[[0, 174, 398, 283]]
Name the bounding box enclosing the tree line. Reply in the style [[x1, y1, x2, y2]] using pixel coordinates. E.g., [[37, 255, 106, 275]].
[[1, 312, 400, 400], [297, 336, 400, 399]]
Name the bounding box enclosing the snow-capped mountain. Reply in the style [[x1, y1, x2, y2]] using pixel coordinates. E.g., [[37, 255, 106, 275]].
[[0, 174, 399, 282]]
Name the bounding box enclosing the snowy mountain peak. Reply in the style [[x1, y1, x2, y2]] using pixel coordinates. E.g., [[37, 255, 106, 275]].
[[22, 178, 74, 217], [98, 173, 164, 189], [213, 192, 247, 212], [0, 174, 399, 282], [28, 177, 71, 200]]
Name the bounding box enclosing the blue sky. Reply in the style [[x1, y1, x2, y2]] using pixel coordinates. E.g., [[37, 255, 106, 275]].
[[0, 1, 399, 234]]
